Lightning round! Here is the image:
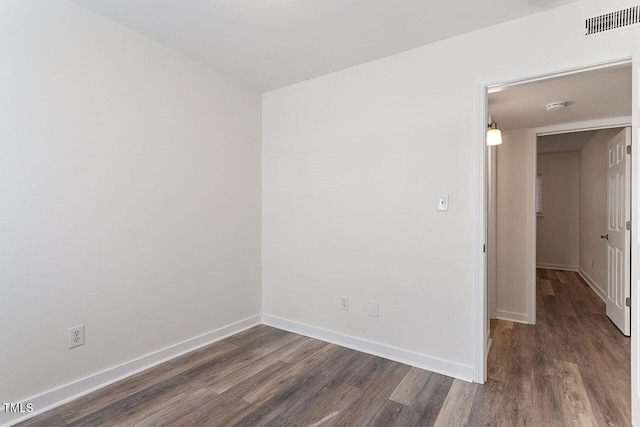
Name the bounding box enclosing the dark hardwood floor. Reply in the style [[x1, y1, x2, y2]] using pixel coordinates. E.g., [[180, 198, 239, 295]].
[[15, 269, 630, 426], [482, 269, 631, 426]]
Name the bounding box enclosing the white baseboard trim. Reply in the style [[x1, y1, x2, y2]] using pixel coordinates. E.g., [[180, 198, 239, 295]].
[[261, 314, 474, 383], [536, 263, 578, 272], [1, 315, 261, 427], [495, 310, 530, 324], [578, 269, 606, 302]]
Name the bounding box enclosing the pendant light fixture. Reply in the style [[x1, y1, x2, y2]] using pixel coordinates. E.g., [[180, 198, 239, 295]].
[[487, 120, 502, 146]]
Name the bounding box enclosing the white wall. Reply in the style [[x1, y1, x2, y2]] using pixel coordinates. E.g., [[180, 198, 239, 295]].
[[579, 128, 625, 297], [536, 152, 580, 270], [262, 0, 640, 379], [0, 0, 261, 417], [495, 129, 535, 323], [488, 146, 498, 319]]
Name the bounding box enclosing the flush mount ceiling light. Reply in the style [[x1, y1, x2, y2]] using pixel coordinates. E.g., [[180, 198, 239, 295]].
[[545, 101, 568, 112], [487, 121, 502, 146]]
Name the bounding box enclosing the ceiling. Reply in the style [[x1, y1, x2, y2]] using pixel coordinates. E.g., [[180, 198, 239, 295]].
[[537, 130, 598, 154], [488, 65, 632, 154], [69, 0, 578, 92], [489, 65, 632, 131]]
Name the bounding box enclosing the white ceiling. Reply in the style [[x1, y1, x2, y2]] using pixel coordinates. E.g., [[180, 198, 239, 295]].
[[69, 0, 578, 92], [489, 65, 632, 132], [489, 64, 632, 154], [537, 130, 597, 154]]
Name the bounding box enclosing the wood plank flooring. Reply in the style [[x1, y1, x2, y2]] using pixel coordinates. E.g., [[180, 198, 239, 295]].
[[15, 269, 630, 426]]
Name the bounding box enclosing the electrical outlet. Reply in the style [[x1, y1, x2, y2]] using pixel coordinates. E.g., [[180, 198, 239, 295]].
[[340, 297, 349, 311], [69, 325, 85, 349]]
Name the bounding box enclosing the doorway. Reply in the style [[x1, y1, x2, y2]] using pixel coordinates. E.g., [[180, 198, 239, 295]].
[[486, 64, 632, 329], [474, 52, 638, 383], [480, 60, 634, 422], [535, 127, 631, 336]]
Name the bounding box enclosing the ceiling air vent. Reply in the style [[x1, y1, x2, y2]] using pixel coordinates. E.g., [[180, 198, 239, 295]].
[[585, 5, 640, 35]]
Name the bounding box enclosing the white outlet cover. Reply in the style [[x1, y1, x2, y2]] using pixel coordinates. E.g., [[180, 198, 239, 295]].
[[69, 324, 85, 349]]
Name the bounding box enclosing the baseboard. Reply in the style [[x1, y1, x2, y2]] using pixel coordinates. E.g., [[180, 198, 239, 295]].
[[261, 314, 474, 383], [536, 263, 578, 272], [1, 315, 261, 427], [495, 310, 530, 324], [578, 269, 606, 302]]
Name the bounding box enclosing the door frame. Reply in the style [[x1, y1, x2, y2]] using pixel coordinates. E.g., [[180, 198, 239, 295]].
[[531, 119, 632, 319], [474, 50, 636, 384]]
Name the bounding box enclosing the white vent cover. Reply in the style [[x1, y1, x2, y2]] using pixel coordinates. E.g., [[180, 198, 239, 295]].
[[585, 5, 640, 35]]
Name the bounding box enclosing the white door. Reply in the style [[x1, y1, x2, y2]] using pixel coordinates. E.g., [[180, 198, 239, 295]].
[[632, 50, 640, 427], [606, 128, 631, 336]]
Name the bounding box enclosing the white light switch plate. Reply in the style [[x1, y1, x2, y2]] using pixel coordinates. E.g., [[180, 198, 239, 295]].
[[438, 194, 449, 211]]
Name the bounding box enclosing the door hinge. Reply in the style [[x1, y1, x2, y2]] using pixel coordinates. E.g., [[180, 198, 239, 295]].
[[627, 145, 631, 155], [626, 297, 631, 307], [483, 244, 486, 253], [627, 220, 631, 231]]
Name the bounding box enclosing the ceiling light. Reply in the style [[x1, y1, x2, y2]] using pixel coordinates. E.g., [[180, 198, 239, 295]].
[[487, 121, 502, 146], [545, 101, 568, 112]]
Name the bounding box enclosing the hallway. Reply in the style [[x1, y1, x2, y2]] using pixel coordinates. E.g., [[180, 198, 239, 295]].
[[484, 269, 630, 425]]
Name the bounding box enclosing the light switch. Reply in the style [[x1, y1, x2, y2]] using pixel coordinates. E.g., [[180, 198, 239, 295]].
[[438, 194, 449, 211]]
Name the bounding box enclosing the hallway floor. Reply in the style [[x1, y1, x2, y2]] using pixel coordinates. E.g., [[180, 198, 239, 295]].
[[482, 269, 631, 426]]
